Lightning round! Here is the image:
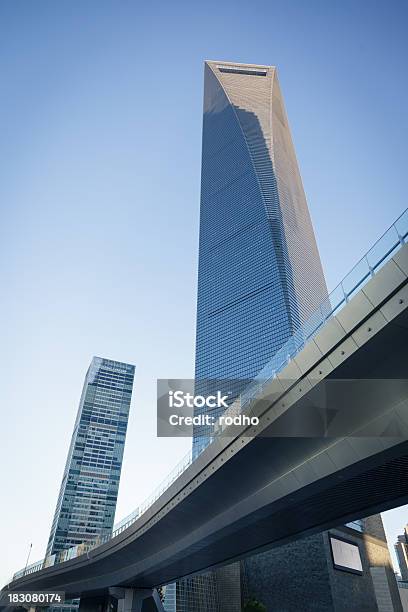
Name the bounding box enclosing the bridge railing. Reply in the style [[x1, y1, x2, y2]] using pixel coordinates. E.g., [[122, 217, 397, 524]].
[[10, 208, 408, 582], [238, 207, 408, 413]]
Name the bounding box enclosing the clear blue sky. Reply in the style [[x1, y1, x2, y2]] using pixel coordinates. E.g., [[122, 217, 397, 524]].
[[0, 0, 407, 586]]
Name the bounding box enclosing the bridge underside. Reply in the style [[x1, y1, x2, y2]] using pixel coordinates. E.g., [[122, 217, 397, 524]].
[[5, 299, 408, 600]]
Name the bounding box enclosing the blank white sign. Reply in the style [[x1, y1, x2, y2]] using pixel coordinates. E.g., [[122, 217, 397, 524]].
[[330, 536, 363, 573]]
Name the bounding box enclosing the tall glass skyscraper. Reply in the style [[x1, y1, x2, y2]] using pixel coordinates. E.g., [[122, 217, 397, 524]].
[[172, 59, 329, 612], [170, 61, 398, 612], [46, 357, 135, 557], [193, 60, 327, 452]]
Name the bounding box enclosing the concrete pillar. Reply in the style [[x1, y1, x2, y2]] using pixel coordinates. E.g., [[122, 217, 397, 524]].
[[79, 595, 111, 612], [109, 587, 164, 612]]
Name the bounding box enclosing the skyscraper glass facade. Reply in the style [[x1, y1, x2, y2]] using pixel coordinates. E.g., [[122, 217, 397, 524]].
[[173, 60, 393, 612], [193, 60, 327, 451], [169, 60, 329, 612], [46, 357, 135, 557]]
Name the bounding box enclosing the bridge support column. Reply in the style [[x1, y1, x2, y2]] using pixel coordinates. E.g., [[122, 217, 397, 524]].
[[78, 595, 114, 612], [109, 587, 164, 612]]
